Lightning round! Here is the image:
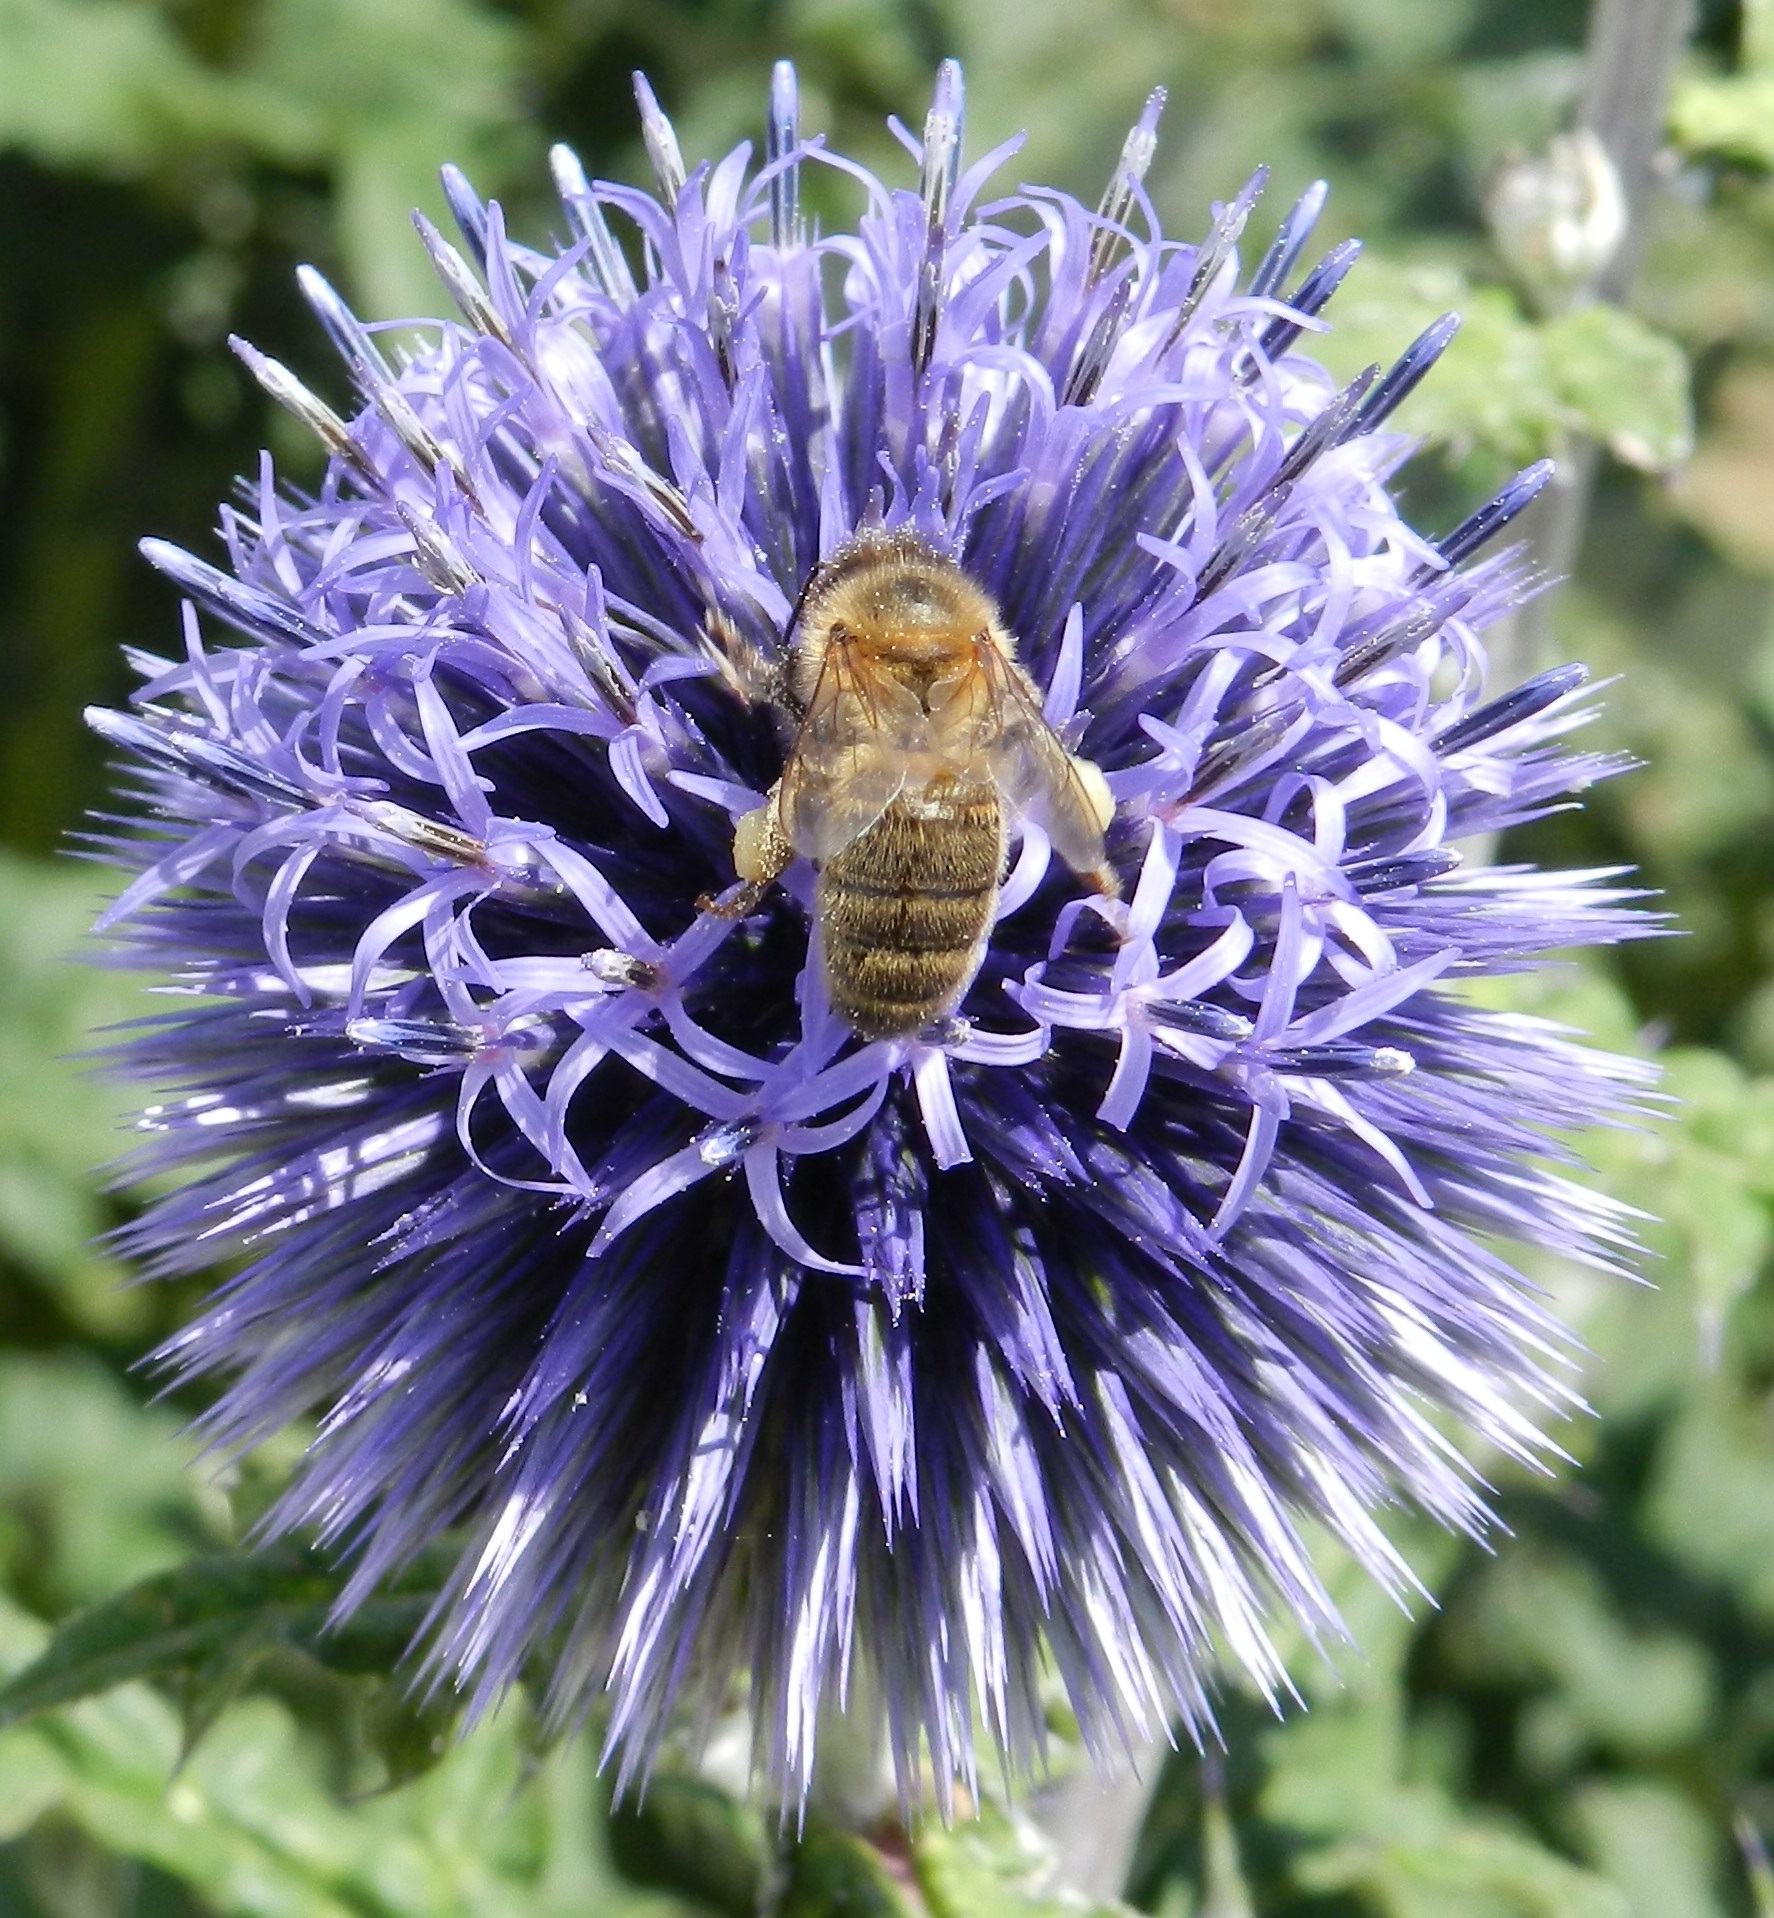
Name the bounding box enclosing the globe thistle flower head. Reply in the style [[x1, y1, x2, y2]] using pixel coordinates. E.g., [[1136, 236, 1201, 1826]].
[[92, 62, 1652, 1813]]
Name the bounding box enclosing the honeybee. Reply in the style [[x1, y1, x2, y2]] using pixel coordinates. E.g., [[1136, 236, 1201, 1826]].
[[718, 528, 1120, 1039]]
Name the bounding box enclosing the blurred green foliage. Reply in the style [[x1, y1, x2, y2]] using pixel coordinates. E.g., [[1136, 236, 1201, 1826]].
[[1, 0, 1774, 1913]]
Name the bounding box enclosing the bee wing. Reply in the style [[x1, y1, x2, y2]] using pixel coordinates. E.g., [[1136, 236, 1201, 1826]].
[[777, 629, 922, 862], [975, 639, 1115, 877]]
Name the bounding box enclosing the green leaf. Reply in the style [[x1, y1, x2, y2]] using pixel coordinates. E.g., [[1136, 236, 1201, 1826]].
[[1314, 256, 1692, 472], [0, 0, 318, 174], [355, 1684, 462, 1794], [606, 1773, 772, 1918], [0, 1352, 219, 1611], [1570, 1781, 1728, 1918], [0, 1625, 687, 1917], [779, 1818, 917, 1918], [1577, 1045, 1774, 1377], [0, 1543, 438, 1729], [163, 1638, 264, 1773], [1316, 261, 1558, 467], [241, 0, 526, 318], [1437, 1548, 1712, 1759], [0, 855, 156, 1334], [1645, 1387, 1774, 1623], [1670, 72, 1774, 172], [0, 0, 527, 319], [1294, 1817, 1633, 1918], [914, 1800, 1136, 1917], [1196, 1788, 1256, 1918], [1236, 1517, 1636, 1918], [1541, 304, 1694, 471]]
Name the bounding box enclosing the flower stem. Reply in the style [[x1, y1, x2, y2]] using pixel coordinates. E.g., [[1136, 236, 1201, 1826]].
[[1036, 1737, 1166, 1899], [1505, 0, 1694, 675]]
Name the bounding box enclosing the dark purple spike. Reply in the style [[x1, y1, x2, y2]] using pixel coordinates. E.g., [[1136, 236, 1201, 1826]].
[[633, 72, 687, 205], [767, 60, 802, 250], [1430, 460, 1555, 572], [440, 163, 491, 268], [140, 538, 327, 651], [1343, 849, 1463, 893], [1247, 179, 1327, 300], [854, 1106, 928, 1312], [346, 1017, 484, 1065], [1435, 664, 1589, 754], [1263, 364, 1379, 494], [1333, 583, 1472, 689], [1088, 87, 1166, 287], [920, 59, 966, 232], [1195, 490, 1290, 600], [295, 265, 389, 383], [1284, 237, 1363, 315], [1165, 167, 1270, 346], [912, 254, 944, 377], [1354, 313, 1460, 433], [549, 145, 637, 306], [1183, 704, 1300, 799], [1260, 1042, 1415, 1077], [86, 707, 309, 809], [1146, 1000, 1254, 1041], [1253, 239, 1362, 360], [1061, 278, 1134, 408], [911, 61, 965, 377]]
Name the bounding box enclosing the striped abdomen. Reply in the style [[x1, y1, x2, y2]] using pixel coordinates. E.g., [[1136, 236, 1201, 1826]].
[[816, 778, 1006, 1039]]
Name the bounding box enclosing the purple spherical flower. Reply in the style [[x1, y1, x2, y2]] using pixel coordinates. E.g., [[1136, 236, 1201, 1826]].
[[91, 63, 1650, 1810]]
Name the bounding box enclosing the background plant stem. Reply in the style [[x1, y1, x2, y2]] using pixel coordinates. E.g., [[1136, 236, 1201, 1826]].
[[1507, 0, 1695, 676]]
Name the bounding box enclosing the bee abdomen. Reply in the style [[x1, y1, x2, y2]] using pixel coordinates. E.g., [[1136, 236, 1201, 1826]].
[[817, 783, 1004, 1038]]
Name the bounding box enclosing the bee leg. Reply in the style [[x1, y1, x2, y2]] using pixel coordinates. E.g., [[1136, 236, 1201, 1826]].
[[733, 785, 794, 885], [700, 879, 769, 919], [1080, 867, 1131, 946], [1070, 754, 1117, 836], [1062, 755, 1123, 901], [698, 786, 793, 918], [702, 605, 781, 705]]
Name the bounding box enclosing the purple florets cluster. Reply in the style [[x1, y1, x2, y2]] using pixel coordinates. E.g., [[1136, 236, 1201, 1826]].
[[92, 62, 1650, 1809]]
